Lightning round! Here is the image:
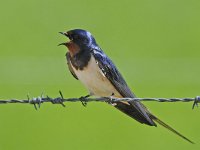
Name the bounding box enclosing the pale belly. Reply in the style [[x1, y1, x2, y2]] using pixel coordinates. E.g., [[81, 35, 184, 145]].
[[71, 56, 122, 97]]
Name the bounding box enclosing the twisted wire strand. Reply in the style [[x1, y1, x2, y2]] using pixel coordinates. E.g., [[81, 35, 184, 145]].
[[0, 91, 199, 110]]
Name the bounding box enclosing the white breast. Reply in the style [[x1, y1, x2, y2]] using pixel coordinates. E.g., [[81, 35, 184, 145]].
[[71, 55, 122, 97]]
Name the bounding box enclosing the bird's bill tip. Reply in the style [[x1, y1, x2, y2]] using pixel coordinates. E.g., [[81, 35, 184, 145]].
[[58, 42, 67, 46], [59, 31, 64, 35], [59, 31, 68, 37]]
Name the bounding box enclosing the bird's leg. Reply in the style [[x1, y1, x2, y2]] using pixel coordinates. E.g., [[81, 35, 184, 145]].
[[79, 94, 90, 107]]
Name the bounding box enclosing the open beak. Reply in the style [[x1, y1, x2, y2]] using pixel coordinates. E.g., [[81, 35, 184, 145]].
[[58, 32, 70, 46], [58, 42, 67, 46]]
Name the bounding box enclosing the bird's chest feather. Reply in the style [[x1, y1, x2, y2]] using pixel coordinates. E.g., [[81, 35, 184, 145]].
[[71, 55, 121, 97]]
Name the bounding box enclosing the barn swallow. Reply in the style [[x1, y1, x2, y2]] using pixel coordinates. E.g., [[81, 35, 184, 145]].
[[59, 29, 193, 143]]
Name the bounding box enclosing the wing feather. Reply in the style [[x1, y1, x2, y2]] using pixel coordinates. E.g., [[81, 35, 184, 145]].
[[91, 49, 155, 126]]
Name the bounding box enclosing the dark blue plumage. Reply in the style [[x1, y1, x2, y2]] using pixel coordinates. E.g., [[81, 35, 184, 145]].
[[59, 29, 193, 143], [91, 48, 156, 125]]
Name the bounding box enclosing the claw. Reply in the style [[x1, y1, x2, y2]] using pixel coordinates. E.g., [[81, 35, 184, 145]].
[[107, 92, 115, 104]]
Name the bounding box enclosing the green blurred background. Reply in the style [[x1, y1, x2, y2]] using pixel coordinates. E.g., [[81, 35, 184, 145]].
[[0, 0, 200, 149]]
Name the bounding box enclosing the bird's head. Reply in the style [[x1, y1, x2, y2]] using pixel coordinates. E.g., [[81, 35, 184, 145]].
[[59, 29, 98, 55]]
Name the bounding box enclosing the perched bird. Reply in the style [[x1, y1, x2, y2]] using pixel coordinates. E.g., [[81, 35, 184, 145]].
[[59, 29, 193, 143]]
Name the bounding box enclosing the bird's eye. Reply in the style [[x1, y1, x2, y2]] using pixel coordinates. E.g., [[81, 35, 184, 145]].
[[83, 38, 88, 43], [73, 34, 80, 40]]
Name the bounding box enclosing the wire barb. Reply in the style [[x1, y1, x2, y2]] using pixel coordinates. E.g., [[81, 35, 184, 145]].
[[58, 90, 66, 107], [192, 96, 200, 109], [0, 92, 199, 110], [79, 95, 90, 107], [29, 96, 43, 110]]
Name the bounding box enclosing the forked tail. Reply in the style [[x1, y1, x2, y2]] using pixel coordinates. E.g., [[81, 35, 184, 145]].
[[115, 101, 194, 143]]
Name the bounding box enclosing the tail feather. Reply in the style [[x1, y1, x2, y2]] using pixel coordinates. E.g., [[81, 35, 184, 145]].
[[115, 101, 156, 126], [114, 101, 194, 143], [114, 101, 194, 144], [150, 114, 194, 144]]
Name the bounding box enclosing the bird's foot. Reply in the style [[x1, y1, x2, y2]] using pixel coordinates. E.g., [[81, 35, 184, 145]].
[[108, 93, 117, 106]]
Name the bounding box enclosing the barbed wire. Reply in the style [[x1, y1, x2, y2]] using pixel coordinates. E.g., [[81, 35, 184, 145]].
[[0, 91, 199, 110]]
